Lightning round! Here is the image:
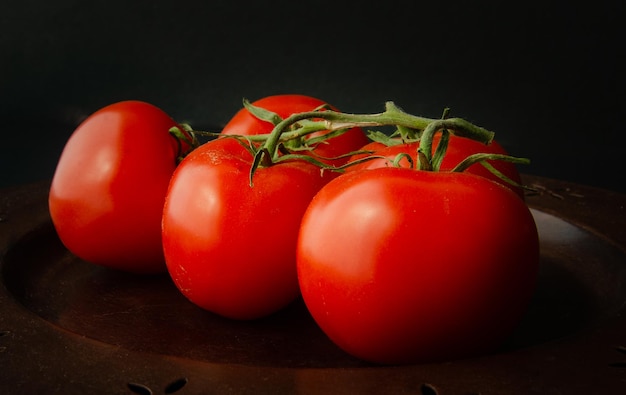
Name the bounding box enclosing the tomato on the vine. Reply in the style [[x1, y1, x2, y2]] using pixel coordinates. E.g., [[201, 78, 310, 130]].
[[162, 137, 335, 320], [296, 168, 539, 364], [348, 134, 525, 198], [49, 100, 190, 273], [221, 94, 369, 167]]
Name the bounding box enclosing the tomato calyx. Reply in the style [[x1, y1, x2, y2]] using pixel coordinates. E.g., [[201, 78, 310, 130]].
[[169, 123, 201, 163], [416, 118, 531, 172]]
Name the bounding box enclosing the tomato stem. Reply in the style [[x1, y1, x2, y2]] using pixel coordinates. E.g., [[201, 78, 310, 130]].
[[243, 101, 529, 185], [249, 101, 496, 176]]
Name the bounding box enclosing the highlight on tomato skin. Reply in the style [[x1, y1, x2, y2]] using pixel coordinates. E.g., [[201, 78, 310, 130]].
[[161, 138, 335, 320], [48, 100, 186, 274], [296, 168, 540, 365]]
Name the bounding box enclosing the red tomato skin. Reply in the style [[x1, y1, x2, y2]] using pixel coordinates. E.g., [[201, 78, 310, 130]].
[[221, 94, 369, 167], [297, 168, 539, 364], [162, 138, 334, 320], [49, 101, 182, 273], [348, 135, 525, 198]]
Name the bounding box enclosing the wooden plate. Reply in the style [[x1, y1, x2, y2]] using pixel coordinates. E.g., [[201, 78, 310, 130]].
[[1, 175, 625, 394]]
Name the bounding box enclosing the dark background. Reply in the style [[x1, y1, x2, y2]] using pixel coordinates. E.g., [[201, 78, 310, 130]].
[[2, 1, 624, 192]]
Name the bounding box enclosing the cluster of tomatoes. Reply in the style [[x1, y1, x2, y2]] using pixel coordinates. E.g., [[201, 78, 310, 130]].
[[48, 95, 539, 365]]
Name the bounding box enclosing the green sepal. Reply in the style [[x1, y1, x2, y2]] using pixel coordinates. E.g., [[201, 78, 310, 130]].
[[249, 148, 272, 187], [243, 99, 283, 126], [430, 129, 450, 171], [395, 125, 421, 142], [366, 130, 404, 146], [479, 161, 531, 190], [392, 152, 415, 169], [451, 153, 531, 189], [451, 153, 530, 173], [169, 124, 200, 163]]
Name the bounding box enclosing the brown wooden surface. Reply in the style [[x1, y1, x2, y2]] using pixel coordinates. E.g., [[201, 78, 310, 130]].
[[1, 176, 625, 394]]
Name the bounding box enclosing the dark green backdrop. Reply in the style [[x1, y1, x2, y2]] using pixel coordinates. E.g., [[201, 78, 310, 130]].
[[2, 1, 624, 192]]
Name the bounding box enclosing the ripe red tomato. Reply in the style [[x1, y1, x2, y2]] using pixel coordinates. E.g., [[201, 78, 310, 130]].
[[221, 94, 369, 167], [348, 134, 525, 198], [162, 137, 334, 320], [49, 100, 187, 273], [297, 168, 539, 364]]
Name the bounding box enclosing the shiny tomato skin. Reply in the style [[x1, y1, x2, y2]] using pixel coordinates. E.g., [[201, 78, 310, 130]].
[[348, 135, 525, 198], [221, 94, 369, 167], [162, 138, 334, 320], [49, 100, 182, 273], [297, 168, 539, 364]]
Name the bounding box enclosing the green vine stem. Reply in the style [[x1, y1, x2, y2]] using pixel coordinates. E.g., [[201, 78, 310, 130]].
[[259, 101, 494, 160], [249, 101, 500, 182], [176, 100, 530, 188]]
